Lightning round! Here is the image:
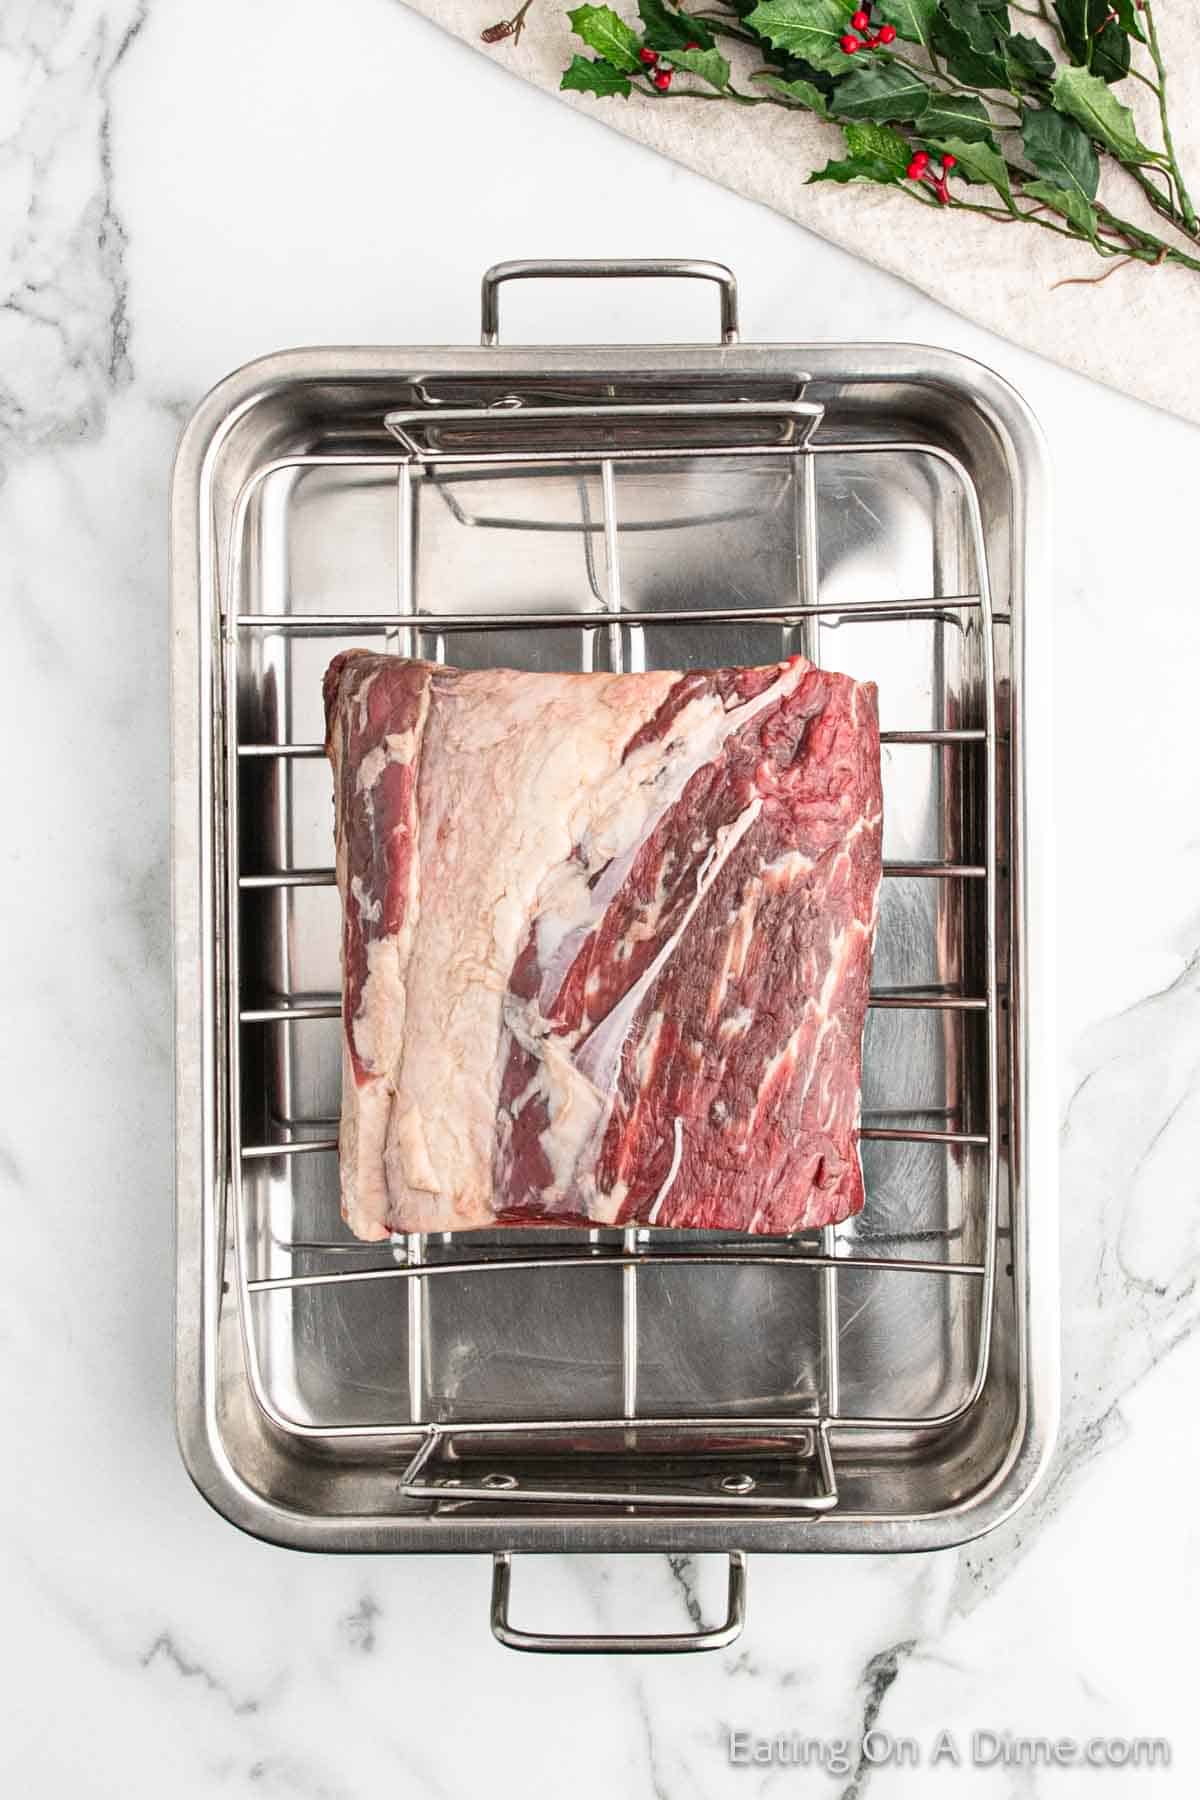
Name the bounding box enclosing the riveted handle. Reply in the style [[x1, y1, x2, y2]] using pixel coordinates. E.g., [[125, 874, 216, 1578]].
[[489, 1551, 747, 1654], [480, 259, 740, 347]]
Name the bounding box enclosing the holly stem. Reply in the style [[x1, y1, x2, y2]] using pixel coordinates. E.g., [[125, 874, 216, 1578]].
[[1142, 1, 1198, 232], [688, 15, 764, 47], [1126, 161, 1183, 229], [886, 49, 1023, 117], [640, 71, 1200, 273], [1124, 65, 1160, 96], [909, 147, 1200, 270], [1090, 197, 1200, 270], [1100, 152, 1198, 247], [643, 80, 780, 106]]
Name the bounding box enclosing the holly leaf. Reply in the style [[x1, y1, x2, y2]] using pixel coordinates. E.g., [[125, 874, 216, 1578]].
[[1006, 32, 1056, 86], [1111, 0, 1145, 43], [1054, 0, 1093, 60], [931, 14, 1009, 89], [1022, 106, 1099, 200], [922, 132, 1013, 202], [844, 121, 913, 171], [1052, 64, 1154, 160], [831, 60, 931, 122], [808, 154, 906, 185], [637, 0, 714, 50], [1091, 18, 1130, 83], [732, 8, 839, 93], [753, 72, 831, 114], [745, 0, 857, 75], [567, 4, 642, 69], [561, 53, 634, 95], [1023, 176, 1099, 239], [918, 91, 998, 146], [874, 0, 937, 55], [669, 44, 732, 87], [764, 50, 838, 93], [940, 0, 1007, 54], [1055, 0, 1129, 78]]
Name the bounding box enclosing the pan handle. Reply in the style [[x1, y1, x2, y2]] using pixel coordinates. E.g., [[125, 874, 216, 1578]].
[[489, 1550, 747, 1654], [480, 259, 740, 347]]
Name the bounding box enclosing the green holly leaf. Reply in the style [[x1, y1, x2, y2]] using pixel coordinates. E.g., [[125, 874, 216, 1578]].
[[669, 44, 732, 87], [1091, 17, 1130, 83], [875, 0, 937, 55], [745, 0, 856, 76], [1006, 32, 1056, 86], [637, 0, 714, 50], [1055, 0, 1129, 78], [1111, 0, 1145, 44], [808, 154, 906, 186], [1022, 106, 1099, 200], [1023, 177, 1099, 239], [844, 121, 913, 171], [931, 14, 1009, 89], [940, 0, 1006, 54], [1052, 64, 1154, 160], [567, 4, 642, 69], [918, 91, 998, 146], [561, 53, 634, 95], [831, 60, 932, 123], [922, 132, 1013, 202], [1054, 0, 1093, 60], [753, 73, 831, 115], [764, 51, 838, 94]]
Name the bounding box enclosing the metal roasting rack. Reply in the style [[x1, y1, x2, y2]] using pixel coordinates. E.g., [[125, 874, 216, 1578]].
[[174, 259, 1055, 1654]]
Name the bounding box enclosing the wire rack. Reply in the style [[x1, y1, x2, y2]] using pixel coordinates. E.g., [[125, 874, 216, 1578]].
[[220, 392, 1001, 1519]]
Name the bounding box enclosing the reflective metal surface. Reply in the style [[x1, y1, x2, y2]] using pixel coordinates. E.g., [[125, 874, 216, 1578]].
[[479, 258, 741, 347], [171, 269, 1057, 1588], [490, 1550, 747, 1654]]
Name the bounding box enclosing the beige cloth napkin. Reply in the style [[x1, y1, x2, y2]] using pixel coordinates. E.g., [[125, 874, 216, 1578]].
[[404, 0, 1200, 424]]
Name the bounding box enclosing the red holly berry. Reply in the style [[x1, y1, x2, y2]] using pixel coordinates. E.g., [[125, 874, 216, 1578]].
[[910, 150, 930, 173], [840, 32, 861, 51], [639, 45, 658, 63], [653, 67, 673, 88], [906, 159, 925, 179], [942, 153, 957, 170], [878, 21, 896, 41], [685, 39, 700, 48], [851, 8, 870, 26]]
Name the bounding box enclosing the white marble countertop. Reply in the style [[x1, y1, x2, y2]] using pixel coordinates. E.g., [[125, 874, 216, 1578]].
[[3, 3, 1198, 1796]]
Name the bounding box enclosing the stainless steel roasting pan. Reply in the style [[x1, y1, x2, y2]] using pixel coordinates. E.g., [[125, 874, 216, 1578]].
[[171, 260, 1057, 1653]]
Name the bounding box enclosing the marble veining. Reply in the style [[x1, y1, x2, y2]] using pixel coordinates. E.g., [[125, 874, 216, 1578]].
[[1, 0, 1197, 1794], [140, 1632, 262, 1718], [842, 1641, 918, 1800], [0, 0, 147, 456]]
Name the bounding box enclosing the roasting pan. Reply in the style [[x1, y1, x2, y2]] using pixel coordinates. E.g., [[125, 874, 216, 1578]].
[[171, 260, 1057, 1652]]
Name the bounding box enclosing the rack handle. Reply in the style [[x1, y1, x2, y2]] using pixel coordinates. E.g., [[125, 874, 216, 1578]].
[[480, 259, 740, 347], [489, 1551, 747, 1654]]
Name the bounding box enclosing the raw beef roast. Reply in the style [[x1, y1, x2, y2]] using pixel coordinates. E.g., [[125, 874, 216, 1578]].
[[323, 650, 882, 1240]]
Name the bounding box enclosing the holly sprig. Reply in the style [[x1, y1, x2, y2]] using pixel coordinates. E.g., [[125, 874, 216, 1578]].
[[547, 0, 1200, 274]]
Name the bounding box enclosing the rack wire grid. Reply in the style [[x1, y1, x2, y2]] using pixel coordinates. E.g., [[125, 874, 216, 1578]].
[[221, 394, 1002, 1518]]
